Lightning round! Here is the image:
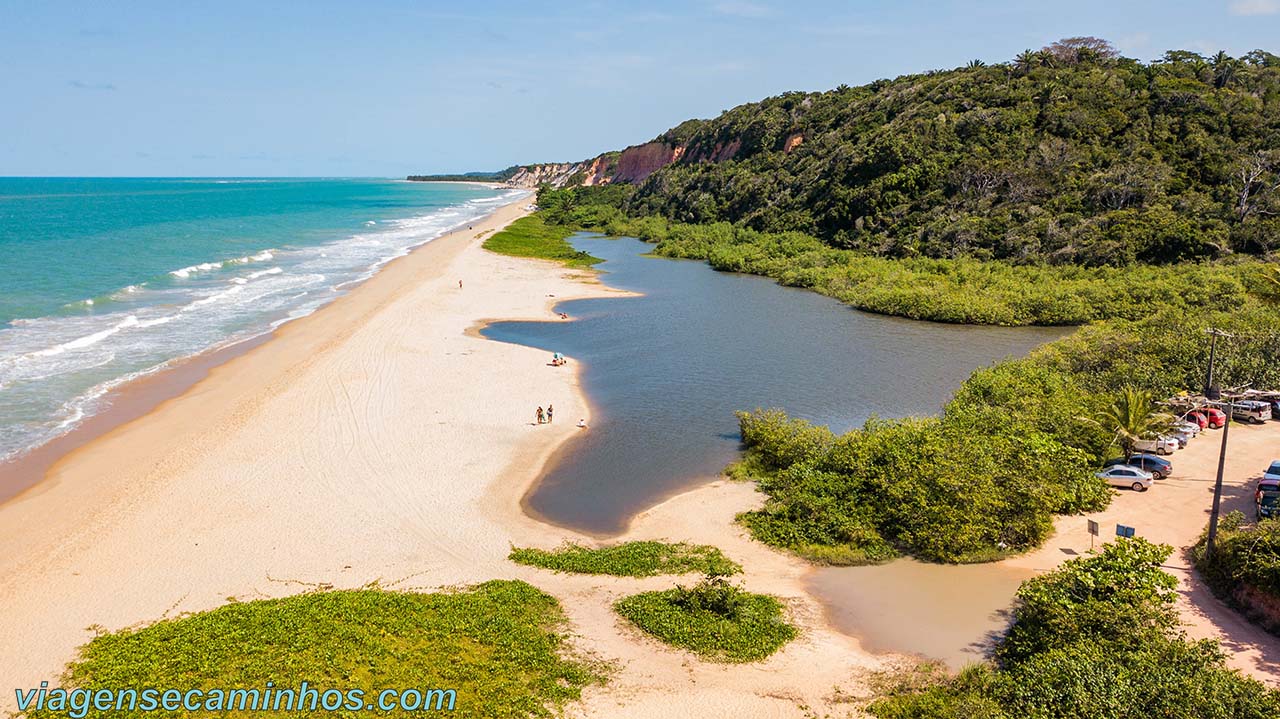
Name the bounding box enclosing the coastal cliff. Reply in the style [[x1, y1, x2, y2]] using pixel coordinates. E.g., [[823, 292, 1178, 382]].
[[501, 140, 689, 189]]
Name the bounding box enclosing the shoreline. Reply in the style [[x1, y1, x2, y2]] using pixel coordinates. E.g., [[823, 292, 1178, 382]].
[[0, 191, 525, 507], [5, 190, 1271, 715], [0, 195, 609, 688], [0, 192, 888, 717], [0, 188, 890, 711]]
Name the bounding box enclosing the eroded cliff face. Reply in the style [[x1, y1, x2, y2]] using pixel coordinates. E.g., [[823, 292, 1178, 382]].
[[504, 140, 699, 189], [613, 142, 684, 183], [505, 163, 585, 188]]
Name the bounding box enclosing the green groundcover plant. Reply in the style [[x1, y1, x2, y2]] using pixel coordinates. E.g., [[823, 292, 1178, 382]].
[[509, 541, 741, 577], [23, 580, 603, 719], [614, 573, 796, 663]]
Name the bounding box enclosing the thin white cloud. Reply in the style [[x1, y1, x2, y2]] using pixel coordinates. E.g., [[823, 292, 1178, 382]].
[[69, 80, 117, 91], [713, 1, 771, 18], [1229, 0, 1280, 15]]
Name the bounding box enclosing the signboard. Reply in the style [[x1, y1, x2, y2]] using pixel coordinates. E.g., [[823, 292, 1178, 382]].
[[1087, 520, 1099, 536], [1116, 524, 1136, 538]]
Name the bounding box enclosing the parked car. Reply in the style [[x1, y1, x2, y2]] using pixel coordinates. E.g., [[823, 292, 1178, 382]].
[[1096, 465, 1154, 491], [1133, 435, 1179, 455], [1187, 408, 1227, 429], [1174, 420, 1201, 437], [1259, 489, 1280, 521], [1264, 461, 1280, 483], [1104, 454, 1173, 479], [1259, 477, 1280, 520], [1168, 428, 1192, 447], [1233, 400, 1272, 424]]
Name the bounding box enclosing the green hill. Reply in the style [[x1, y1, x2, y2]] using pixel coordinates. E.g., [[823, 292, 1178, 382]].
[[552, 39, 1280, 267]]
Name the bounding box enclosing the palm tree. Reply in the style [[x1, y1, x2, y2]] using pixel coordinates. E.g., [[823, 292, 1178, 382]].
[[1014, 50, 1036, 75], [1086, 387, 1173, 458], [1212, 51, 1240, 89]]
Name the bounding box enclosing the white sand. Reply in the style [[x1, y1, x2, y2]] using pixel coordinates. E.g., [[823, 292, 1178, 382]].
[[0, 198, 887, 717], [2, 193, 1275, 718]]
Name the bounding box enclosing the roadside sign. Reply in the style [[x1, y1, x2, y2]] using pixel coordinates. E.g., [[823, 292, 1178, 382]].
[[1116, 524, 1136, 538], [1087, 520, 1099, 536]]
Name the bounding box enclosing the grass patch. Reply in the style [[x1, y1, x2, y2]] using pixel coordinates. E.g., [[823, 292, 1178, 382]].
[[509, 541, 741, 577], [483, 215, 602, 268], [26, 580, 603, 718], [613, 574, 796, 663]]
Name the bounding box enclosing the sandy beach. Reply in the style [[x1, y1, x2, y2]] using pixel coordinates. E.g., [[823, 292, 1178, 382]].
[[0, 197, 888, 718], [3, 194, 1277, 718]]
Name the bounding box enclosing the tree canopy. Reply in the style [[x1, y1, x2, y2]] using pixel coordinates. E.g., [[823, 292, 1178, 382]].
[[613, 42, 1280, 266]]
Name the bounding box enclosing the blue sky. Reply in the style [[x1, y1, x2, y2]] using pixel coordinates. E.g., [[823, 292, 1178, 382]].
[[2, 0, 1278, 177]]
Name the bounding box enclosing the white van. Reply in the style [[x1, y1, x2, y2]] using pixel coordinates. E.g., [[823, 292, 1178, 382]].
[[1233, 400, 1271, 424]]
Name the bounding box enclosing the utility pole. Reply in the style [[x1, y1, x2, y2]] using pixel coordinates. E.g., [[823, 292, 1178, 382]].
[[1205, 398, 1233, 561], [1203, 328, 1233, 398]]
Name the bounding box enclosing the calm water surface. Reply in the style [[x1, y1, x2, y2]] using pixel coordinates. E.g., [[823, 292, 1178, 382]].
[[807, 560, 1038, 668], [484, 234, 1067, 534]]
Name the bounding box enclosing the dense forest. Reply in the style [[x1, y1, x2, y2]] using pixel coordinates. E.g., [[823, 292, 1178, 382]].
[[621, 39, 1280, 265], [406, 167, 521, 183]]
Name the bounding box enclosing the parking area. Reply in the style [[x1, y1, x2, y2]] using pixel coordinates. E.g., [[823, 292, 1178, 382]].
[[1004, 421, 1280, 685]]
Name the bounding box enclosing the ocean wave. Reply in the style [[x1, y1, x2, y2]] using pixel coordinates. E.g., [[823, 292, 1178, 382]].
[[32, 315, 140, 357], [247, 267, 284, 280], [0, 187, 529, 462], [169, 250, 275, 278]]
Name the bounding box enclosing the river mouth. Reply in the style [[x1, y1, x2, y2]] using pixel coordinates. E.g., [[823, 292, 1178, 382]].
[[482, 232, 1065, 663], [484, 233, 1067, 536]]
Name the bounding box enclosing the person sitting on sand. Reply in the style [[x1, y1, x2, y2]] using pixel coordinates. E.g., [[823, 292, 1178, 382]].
[[577, 418, 587, 429], [547, 404, 554, 423], [536, 406, 544, 424]]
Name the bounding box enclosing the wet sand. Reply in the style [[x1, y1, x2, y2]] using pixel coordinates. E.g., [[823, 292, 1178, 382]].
[[0, 334, 272, 504]]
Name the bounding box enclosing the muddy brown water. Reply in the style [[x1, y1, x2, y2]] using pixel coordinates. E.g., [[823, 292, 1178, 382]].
[[806, 560, 1039, 668]]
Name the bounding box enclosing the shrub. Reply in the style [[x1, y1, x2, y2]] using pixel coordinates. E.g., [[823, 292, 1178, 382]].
[[508, 541, 741, 577], [868, 540, 1280, 719], [613, 574, 796, 662]]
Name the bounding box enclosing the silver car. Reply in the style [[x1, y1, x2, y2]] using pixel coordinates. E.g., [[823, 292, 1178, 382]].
[[1096, 465, 1154, 492], [1174, 420, 1201, 437]]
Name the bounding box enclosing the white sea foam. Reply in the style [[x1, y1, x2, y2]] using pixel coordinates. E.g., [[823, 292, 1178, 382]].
[[32, 315, 140, 357], [0, 187, 531, 462], [170, 261, 220, 278]]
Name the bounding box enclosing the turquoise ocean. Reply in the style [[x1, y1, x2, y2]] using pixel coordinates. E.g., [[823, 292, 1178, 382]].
[[0, 178, 523, 462]]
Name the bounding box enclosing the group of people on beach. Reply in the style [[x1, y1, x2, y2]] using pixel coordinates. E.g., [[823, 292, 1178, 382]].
[[535, 404, 587, 429]]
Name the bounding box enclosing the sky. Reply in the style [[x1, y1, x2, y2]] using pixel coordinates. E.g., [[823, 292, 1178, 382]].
[[2, 0, 1278, 177]]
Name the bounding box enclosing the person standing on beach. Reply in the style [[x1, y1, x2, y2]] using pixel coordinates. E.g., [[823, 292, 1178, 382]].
[[547, 404, 554, 423], [536, 406, 544, 424], [458, 279, 463, 289]]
